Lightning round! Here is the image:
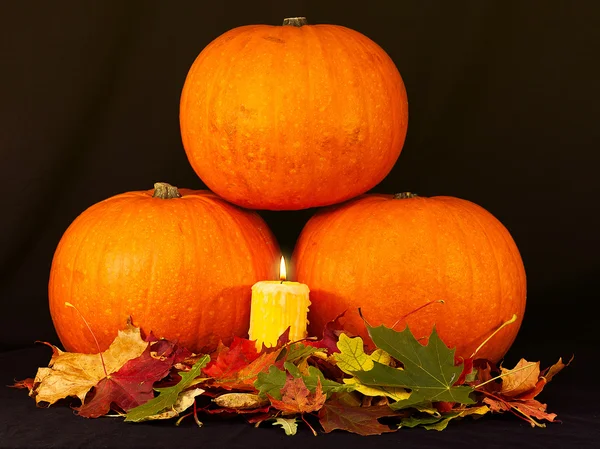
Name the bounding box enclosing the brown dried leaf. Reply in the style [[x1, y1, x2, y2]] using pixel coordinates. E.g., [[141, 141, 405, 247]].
[[30, 322, 148, 406], [499, 359, 540, 397], [213, 393, 269, 410]]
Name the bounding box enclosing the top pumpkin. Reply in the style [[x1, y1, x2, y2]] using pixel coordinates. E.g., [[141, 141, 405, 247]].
[[180, 18, 408, 210]]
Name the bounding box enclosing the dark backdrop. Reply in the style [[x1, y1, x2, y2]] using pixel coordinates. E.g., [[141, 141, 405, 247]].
[[1, 1, 599, 446]]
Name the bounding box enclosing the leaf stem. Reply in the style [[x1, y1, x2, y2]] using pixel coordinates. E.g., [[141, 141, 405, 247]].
[[470, 314, 517, 359], [64, 302, 108, 377], [391, 300, 445, 330]]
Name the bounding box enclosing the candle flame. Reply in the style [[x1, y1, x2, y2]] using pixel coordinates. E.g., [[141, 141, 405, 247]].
[[279, 256, 287, 281]]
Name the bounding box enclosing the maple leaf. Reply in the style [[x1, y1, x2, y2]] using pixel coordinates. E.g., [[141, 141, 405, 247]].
[[268, 376, 326, 415], [349, 324, 475, 409], [29, 322, 149, 406], [474, 357, 570, 427], [124, 355, 209, 422], [203, 336, 260, 379], [499, 358, 540, 397], [255, 363, 351, 400], [76, 339, 191, 418], [483, 396, 557, 427], [202, 336, 284, 391], [318, 396, 399, 436]]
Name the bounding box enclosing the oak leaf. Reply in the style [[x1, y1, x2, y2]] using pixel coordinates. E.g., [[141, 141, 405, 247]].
[[30, 322, 148, 406]]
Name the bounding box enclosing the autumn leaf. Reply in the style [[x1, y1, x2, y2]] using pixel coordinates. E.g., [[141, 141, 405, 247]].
[[124, 355, 209, 422], [213, 393, 269, 410], [284, 342, 324, 364], [318, 396, 399, 436], [203, 337, 260, 379], [30, 322, 149, 406], [499, 358, 540, 397], [255, 365, 288, 399], [76, 339, 191, 418], [202, 336, 284, 391], [254, 363, 351, 400], [483, 396, 557, 427], [474, 357, 570, 427], [334, 334, 408, 401], [350, 324, 475, 409], [139, 388, 205, 422], [304, 311, 348, 354], [399, 405, 489, 431], [271, 417, 299, 435], [268, 376, 326, 415]]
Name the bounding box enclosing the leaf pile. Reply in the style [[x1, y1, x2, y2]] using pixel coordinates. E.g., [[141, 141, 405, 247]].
[[12, 315, 570, 436]]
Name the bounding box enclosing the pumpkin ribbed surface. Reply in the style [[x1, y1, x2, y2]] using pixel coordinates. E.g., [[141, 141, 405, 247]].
[[292, 194, 526, 362], [180, 20, 408, 210], [49, 186, 279, 354]]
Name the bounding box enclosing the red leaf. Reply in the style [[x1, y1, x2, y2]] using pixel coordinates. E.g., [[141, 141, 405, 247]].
[[204, 350, 283, 391], [203, 337, 260, 379], [76, 339, 189, 418], [454, 356, 474, 385], [304, 311, 347, 354], [268, 376, 326, 415], [318, 399, 398, 436]]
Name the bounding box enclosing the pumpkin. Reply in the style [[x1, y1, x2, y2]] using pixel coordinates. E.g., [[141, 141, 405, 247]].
[[292, 193, 527, 362], [49, 182, 280, 354], [180, 17, 408, 211]]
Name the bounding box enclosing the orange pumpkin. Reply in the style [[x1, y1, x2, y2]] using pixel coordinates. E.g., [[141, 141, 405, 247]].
[[49, 182, 280, 354], [292, 193, 527, 362], [180, 17, 408, 210]]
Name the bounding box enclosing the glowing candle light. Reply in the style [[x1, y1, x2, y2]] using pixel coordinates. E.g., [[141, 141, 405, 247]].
[[248, 256, 311, 350]]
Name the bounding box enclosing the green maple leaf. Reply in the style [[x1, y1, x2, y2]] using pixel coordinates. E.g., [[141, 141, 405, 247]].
[[254, 363, 351, 400], [124, 355, 210, 422], [284, 362, 353, 397], [343, 324, 475, 409], [255, 365, 288, 399]]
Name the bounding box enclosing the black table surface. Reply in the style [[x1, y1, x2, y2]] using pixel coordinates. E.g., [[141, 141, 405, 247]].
[[2, 337, 599, 449]]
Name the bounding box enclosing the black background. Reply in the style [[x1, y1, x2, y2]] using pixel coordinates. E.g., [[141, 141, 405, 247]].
[[1, 1, 599, 447]]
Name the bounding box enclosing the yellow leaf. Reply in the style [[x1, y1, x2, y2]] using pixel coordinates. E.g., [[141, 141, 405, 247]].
[[370, 349, 391, 366], [334, 334, 374, 374], [343, 378, 410, 401], [31, 322, 148, 406]]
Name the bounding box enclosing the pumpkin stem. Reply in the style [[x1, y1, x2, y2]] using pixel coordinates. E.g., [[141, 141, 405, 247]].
[[283, 17, 308, 27], [152, 182, 182, 199], [393, 192, 418, 199]]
